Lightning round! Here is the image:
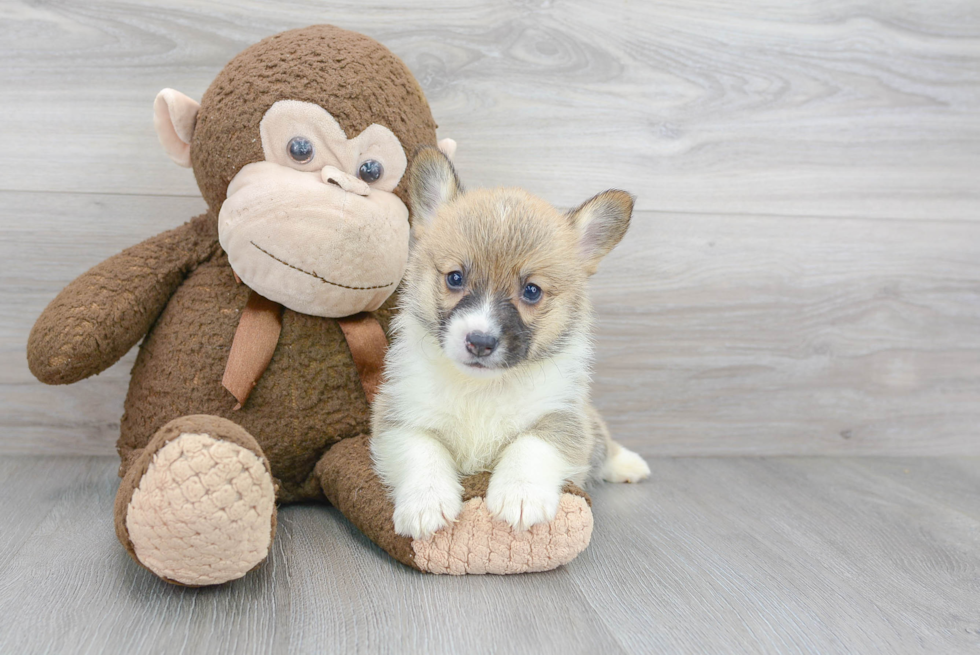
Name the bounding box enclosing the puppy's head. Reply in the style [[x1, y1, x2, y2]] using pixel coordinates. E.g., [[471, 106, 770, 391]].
[[404, 147, 633, 375]]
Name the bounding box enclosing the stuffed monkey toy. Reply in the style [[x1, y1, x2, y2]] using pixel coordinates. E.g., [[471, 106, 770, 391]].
[[27, 25, 593, 585]]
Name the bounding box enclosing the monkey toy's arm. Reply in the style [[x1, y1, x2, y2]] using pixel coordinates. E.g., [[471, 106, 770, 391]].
[[27, 214, 218, 385]]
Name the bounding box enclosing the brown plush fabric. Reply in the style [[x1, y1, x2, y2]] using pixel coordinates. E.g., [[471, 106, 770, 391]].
[[116, 238, 387, 501], [27, 215, 219, 385], [191, 24, 438, 215], [316, 435, 419, 570]]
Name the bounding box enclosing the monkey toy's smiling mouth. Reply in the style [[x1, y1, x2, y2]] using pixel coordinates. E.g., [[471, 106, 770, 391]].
[[217, 160, 410, 319], [249, 241, 395, 292], [212, 98, 414, 318]]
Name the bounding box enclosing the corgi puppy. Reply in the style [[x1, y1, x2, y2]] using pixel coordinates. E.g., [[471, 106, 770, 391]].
[[370, 147, 650, 540]]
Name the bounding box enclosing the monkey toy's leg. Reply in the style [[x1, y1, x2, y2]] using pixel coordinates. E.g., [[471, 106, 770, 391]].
[[114, 415, 277, 586], [316, 436, 594, 574]]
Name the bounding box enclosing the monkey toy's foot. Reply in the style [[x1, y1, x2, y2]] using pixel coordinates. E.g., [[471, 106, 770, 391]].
[[114, 415, 277, 586], [317, 436, 593, 574], [411, 476, 594, 574]]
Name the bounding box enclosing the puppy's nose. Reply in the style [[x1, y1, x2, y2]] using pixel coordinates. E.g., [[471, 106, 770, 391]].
[[465, 331, 498, 358]]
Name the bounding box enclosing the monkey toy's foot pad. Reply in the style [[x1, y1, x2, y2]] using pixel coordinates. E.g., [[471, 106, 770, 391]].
[[412, 490, 594, 574], [116, 416, 277, 586], [317, 436, 594, 575]]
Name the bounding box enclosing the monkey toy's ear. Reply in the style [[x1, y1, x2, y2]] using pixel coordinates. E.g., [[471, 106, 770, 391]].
[[153, 88, 201, 168]]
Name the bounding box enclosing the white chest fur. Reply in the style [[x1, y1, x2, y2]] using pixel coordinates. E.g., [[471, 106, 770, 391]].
[[381, 320, 592, 474]]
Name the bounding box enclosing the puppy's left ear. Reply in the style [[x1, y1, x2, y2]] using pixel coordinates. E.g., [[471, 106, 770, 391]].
[[408, 146, 463, 233], [568, 190, 634, 275]]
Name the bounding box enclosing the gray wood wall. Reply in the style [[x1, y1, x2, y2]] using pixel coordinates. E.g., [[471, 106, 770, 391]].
[[2, 0, 978, 456]]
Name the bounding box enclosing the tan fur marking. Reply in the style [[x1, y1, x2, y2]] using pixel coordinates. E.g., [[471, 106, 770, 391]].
[[408, 184, 591, 362]]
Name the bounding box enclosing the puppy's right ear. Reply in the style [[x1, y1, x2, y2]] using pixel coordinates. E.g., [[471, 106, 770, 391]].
[[568, 189, 634, 275], [408, 146, 463, 231]]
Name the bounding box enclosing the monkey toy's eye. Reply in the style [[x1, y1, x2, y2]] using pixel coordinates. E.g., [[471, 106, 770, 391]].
[[287, 137, 314, 164], [358, 159, 384, 183], [522, 283, 542, 304], [446, 271, 464, 290]]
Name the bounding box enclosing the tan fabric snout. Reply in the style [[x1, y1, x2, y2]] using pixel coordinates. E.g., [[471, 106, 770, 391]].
[[218, 161, 410, 318], [321, 166, 370, 196]]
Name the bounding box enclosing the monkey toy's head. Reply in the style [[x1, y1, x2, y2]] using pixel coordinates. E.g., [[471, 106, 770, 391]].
[[153, 25, 443, 317]]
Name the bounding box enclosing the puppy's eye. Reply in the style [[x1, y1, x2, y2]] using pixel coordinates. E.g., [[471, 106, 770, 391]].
[[287, 137, 314, 164], [358, 159, 384, 183], [446, 271, 464, 290], [522, 283, 542, 304]]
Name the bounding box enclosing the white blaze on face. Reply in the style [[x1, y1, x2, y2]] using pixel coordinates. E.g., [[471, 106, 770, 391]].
[[217, 100, 410, 318], [442, 297, 506, 372]]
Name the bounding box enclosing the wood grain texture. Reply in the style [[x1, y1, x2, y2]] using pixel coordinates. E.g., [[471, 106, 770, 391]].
[[1, 454, 979, 654], [1, 0, 979, 456], [576, 455, 980, 654], [0, 0, 978, 219], [594, 209, 980, 455], [0, 191, 207, 455]]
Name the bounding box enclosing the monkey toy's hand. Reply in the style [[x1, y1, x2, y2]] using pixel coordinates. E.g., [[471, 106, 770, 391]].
[[27, 216, 216, 385]]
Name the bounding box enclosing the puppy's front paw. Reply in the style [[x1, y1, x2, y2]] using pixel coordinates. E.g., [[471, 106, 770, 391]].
[[392, 478, 464, 540], [485, 474, 562, 532]]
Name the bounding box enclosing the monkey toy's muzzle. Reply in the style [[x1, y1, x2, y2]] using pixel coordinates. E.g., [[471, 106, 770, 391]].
[[218, 161, 410, 318]]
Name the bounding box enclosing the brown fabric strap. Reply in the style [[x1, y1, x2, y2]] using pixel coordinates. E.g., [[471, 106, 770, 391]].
[[222, 290, 283, 410], [337, 312, 388, 403]]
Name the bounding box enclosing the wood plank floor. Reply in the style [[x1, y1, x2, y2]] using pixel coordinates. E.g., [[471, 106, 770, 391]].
[[0, 454, 978, 655]]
